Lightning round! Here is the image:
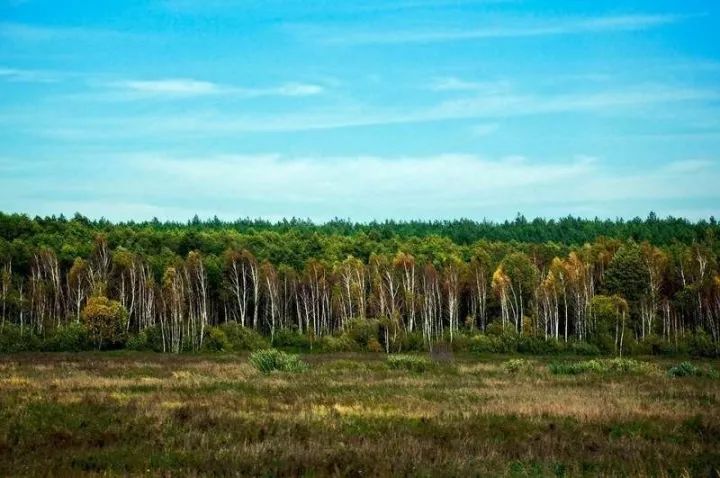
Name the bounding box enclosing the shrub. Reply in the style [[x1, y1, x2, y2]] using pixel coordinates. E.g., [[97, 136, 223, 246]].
[[469, 334, 503, 354], [570, 342, 601, 356], [272, 328, 311, 351], [450, 332, 474, 352], [316, 335, 357, 352], [503, 358, 533, 374], [81, 296, 128, 350], [126, 326, 165, 352], [386, 354, 434, 373], [249, 349, 308, 373], [202, 327, 230, 352], [517, 336, 564, 355], [0, 324, 41, 353], [218, 321, 269, 351], [402, 331, 427, 352], [667, 361, 701, 377], [345, 318, 380, 349], [686, 331, 719, 357], [44, 322, 91, 352], [367, 338, 383, 353]]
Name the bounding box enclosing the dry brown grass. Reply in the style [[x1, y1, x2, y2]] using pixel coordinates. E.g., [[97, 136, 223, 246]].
[[0, 352, 718, 477]]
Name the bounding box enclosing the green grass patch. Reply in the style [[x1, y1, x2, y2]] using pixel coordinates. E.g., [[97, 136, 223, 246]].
[[548, 358, 656, 376], [248, 349, 309, 373], [386, 354, 434, 373]]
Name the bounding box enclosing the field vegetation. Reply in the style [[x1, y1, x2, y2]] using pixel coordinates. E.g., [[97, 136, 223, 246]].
[[0, 352, 718, 477]]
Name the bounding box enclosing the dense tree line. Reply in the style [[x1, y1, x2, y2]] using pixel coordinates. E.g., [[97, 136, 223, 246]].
[[0, 212, 719, 354]]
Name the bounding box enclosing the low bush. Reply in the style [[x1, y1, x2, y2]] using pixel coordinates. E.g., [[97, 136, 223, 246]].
[[249, 349, 309, 373], [345, 318, 380, 349], [503, 358, 533, 374], [386, 354, 434, 373], [517, 336, 564, 355], [125, 326, 165, 352], [201, 327, 231, 352], [218, 321, 269, 351], [272, 328, 312, 351], [44, 322, 91, 352], [570, 342, 601, 356], [667, 361, 701, 377], [316, 335, 357, 352], [0, 324, 41, 353]]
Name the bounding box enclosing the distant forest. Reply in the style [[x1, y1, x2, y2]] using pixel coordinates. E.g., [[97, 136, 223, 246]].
[[0, 211, 718, 355]]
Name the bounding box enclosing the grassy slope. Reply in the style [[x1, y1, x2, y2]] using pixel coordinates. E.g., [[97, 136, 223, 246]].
[[0, 353, 718, 477]]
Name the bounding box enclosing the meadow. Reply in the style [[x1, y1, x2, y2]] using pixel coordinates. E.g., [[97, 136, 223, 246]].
[[1, 352, 718, 477]]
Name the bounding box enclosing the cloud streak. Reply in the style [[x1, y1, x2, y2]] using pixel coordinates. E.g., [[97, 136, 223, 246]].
[[93, 78, 325, 100], [295, 13, 692, 45]]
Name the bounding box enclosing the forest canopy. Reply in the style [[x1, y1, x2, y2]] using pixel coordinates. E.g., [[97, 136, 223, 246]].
[[0, 211, 718, 355]]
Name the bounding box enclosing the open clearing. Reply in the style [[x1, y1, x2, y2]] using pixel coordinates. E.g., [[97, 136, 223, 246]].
[[1, 353, 719, 477]]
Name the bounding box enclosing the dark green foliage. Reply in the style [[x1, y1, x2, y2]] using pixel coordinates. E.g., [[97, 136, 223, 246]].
[[667, 361, 699, 377], [249, 349, 309, 373], [272, 328, 312, 351], [570, 342, 602, 356], [217, 321, 269, 351], [0, 324, 40, 353], [125, 326, 165, 352], [201, 327, 231, 353], [604, 244, 649, 302], [43, 323, 91, 352], [344, 319, 380, 349]]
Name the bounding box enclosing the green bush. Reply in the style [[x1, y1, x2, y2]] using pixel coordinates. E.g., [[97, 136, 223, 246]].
[[570, 342, 602, 356], [449, 332, 474, 352], [517, 336, 564, 355], [386, 354, 434, 373], [469, 334, 503, 354], [667, 361, 701, 377], [686, 331, 719, 357], [503, 358, 533, 374], [316, 335, 357, 352], [0, 324, 41, 353], [202, 327, 231, 352], [249, 349, 309, 373], [344, 318, 380, 349], [125, 326, 165, 352], [402, 331, 427, 352], [44, 323, 91, 352], [272, 328, 312, 351], [218, 321, 269, 351]]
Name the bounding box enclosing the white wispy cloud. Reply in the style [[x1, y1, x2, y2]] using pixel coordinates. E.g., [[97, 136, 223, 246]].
[[0, 21, 139, 42], [50, 83, 718, 135], [0, 67, 60, 83], [295, 13, 692, 45], [95, 78, 325, 100], [429, 77, 512, 93], [662, 159, 715, 173]]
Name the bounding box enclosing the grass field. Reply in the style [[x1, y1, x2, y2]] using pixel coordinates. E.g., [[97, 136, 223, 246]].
[[1, 353, 719, 477]]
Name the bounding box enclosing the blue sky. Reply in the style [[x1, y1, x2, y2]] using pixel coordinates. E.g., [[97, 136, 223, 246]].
[[1, 0, 719, 222]]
